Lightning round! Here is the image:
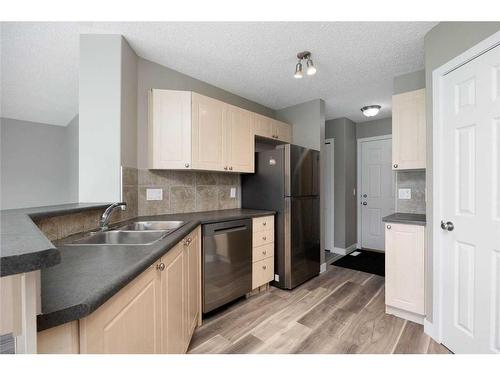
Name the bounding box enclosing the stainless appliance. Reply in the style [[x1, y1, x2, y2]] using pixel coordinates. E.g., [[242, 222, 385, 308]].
[[242, 144, 320, 289], [202, 219, 252, 313]]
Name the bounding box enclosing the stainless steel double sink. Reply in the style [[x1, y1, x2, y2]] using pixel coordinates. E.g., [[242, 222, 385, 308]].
[[68, 221, 185, 246]]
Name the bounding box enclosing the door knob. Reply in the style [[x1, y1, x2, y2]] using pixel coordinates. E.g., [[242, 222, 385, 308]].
[[362, 202, 367, 206], [393, 164, 398, 168], [185, 163, 190, 168], [363, 194, 367, 198], [386, 225, 391, 229], [441, 220, 454, 231]]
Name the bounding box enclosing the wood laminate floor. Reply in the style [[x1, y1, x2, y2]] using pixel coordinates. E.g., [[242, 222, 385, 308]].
[[188, 265, 452, 354]]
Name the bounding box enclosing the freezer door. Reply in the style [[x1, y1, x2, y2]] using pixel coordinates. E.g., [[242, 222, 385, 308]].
[[284, 196, 320, 289], [285, 144, 320, 197]]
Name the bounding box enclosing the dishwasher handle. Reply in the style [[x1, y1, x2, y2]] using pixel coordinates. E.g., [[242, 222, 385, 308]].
[[213, 225, 248, 234]]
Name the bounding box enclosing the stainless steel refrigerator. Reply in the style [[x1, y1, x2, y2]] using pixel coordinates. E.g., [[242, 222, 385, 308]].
[[242, 144, 320, 289]]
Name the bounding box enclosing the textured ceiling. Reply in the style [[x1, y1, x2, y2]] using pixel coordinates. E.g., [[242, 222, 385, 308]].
[[1, 22, 436, 126]]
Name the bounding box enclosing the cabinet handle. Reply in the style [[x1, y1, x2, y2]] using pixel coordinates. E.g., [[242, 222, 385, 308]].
[[263, 236, 266, 241], [262, 250, 267, 255], [262, 265, 267, 270], [185, 163, 190, 168], [262, 222, 266, 226], [157, 263, 165, 271], [229, 166, 233, 171], [393, 164, 398, 168], [224, 166, 228, 170], [386, 225, 391, 230], [184, 238, 192, 246]]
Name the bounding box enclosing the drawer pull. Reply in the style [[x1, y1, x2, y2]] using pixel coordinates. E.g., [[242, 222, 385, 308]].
[[263, 236, 266, 241], [262, 250, 267, 255], [263, 222, 267, 226], [262, 265, 267, 270]]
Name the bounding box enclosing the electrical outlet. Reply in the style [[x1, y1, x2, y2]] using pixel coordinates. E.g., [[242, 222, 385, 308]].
[[398, 188, 411, 200], [146, 188, 163, 201], [230, 187, 236, 198]]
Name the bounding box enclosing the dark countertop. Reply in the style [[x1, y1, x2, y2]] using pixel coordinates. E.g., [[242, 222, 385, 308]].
[[382, 213, 426, 226], [37, 208, 275, 331], [0, 203, 111, 277]]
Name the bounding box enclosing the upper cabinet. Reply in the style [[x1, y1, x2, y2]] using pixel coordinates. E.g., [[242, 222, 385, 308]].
[[392, 88, 426, 170], [148, 89, 292, 173]]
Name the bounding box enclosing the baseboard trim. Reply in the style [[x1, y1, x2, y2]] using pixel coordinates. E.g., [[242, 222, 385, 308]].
[[332, 243, 358, 256], [320, 263, 327, 273], [386, 305, 424, 325]]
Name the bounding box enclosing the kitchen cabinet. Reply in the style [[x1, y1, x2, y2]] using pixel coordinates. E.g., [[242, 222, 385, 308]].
[[225, 105, 255, 173], [191, 92, 226, 171], [42, 226, 201, 354], [148, 89, 291, 173], [392, 88, 426, 170], [385, 222, 425, 324], [251, 216, 275, 289]]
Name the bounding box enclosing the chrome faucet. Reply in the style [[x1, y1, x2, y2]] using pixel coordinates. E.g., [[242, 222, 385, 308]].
[[99, 202, 127, 231]]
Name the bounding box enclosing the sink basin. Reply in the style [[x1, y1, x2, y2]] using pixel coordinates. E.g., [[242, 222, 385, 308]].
[[117, 221, 185, 232], [69, 230, 168, 245]]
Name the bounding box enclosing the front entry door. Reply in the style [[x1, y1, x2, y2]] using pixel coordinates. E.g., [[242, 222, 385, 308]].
[[359, 137, 395, 251], [440, 43, 500, 353]]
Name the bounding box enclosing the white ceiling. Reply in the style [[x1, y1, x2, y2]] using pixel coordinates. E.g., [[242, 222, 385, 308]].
[[1, 22, 437, 126]]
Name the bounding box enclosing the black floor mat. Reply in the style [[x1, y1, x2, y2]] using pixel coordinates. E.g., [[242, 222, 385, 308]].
[[332, 250, 385, 276]]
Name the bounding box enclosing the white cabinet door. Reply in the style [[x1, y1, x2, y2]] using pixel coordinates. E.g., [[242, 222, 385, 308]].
[[253, 113, 273, 139], [385, 223, 425, 315], [392, 89, 426, 170], [273, 120, 292, 143], [226, 105, 254, 173], [191, 93, 226, 171], [148, 89, 192, 169]]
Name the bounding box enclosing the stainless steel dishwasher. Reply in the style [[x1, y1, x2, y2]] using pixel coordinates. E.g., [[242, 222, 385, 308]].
[[202, 219, 252, 313]]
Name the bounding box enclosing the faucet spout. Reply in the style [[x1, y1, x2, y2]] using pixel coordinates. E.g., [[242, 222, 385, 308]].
[[99, 202, 127, 231]]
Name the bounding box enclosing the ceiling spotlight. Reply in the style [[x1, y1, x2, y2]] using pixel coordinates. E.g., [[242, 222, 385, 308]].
[[361, 105, 381, 117], [294, 61, 303, 79], [306, 58, 316, 76], [294, 51, 316, 78]]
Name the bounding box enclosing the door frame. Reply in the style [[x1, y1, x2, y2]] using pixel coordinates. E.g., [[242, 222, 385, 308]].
[[324, 138, 335, 253], [430, 30, 500, 343], [356, 134, 393, 250]]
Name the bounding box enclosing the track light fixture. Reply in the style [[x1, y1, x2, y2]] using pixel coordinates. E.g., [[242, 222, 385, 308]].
[[294, 51, 316, 79]]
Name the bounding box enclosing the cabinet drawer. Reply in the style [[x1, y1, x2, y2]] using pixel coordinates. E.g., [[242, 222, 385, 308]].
[[253, 215, 274, 233], [252, 243, 274, 263], [252, 257, 274, 289], [252, 229, 274, 247]]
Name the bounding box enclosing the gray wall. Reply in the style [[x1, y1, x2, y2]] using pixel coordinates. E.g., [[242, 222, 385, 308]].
[[424, 22, 500, 322], [325, 117, 357, 249], [275, 99, 323, 150], [356, 117, 392, 139], [0, 118, 78, 209], [393, 69, 425, 94], [66, 115, 79, 202], [137, 58, 275, 169]]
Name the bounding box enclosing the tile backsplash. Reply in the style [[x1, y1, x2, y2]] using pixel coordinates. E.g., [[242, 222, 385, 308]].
[[136, 169, 240, 216], [395, 170, 426, 214]]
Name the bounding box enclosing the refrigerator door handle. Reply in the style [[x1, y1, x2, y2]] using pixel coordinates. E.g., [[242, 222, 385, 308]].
[[284, 197, 292, 288]]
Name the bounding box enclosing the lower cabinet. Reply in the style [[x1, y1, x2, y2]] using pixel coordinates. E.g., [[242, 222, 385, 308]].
[[385, 222, 425, 324], [39, 226, 201, 354], [251, 216, 275, 289]]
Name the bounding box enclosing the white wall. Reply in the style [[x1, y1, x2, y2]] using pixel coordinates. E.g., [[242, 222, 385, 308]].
[[79, 34, 124, 202], [0, 117, 78, 209]]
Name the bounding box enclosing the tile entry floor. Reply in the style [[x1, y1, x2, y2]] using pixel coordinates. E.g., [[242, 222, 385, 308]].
[[188, 265, 451, 354]]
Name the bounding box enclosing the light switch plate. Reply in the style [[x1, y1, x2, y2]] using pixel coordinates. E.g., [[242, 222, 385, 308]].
[[146, 188, 163, 201], [398, 188, 411, 200], [230, 187, 237, 198]]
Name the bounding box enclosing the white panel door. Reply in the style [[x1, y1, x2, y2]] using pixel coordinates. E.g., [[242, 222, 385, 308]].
[[360, 138, 395, 251], [440, 44, 500, 354]]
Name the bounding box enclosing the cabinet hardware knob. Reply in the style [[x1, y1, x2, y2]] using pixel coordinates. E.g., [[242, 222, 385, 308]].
[[263, 265, 267, 270], [229, 166, 233, 171], [393, 164, 398, 168], [157, 263, 165, 271], [224, 166, 228, 170], [263, 236, 266, 241], [263, 222, 266, 226], [185, 163, 190, 168], [386, 225, 391, 229], [263, 251, 266, 255], [362, 202, 367, 206]]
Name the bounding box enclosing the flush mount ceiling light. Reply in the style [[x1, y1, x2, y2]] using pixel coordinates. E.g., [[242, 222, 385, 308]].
[[361, 105, 381, 117], [294, 51, 316, 79]]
